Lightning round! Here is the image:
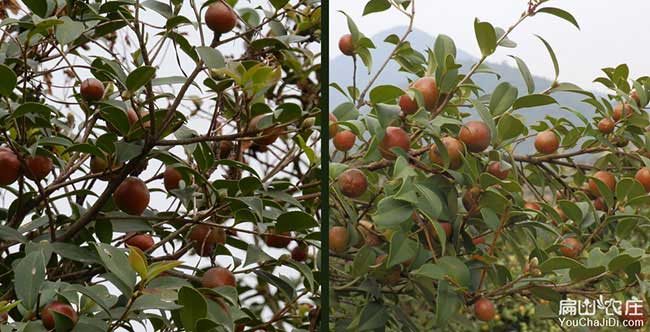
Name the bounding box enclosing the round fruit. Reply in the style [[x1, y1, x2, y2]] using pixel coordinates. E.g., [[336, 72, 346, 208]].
[[0, 149, 21, 185], [291, 244, 308, 262], [329, 226, 349, 254], [164, 167, 183, 191], [25, 155, 53, 180], [438, 222, 452, 238], [559, 237, 582, 258], [635, 167, 650, 192], [125, 233, 155, 251], [487, 161, 509, 180], [399, 94, 418, 114], [598, 118, 615, 134], [338, 34, 355, 56], [523, 201, 541, 211], [264, 230, 292, 248], [588, 171, 616, 197], [411, 77, 439, 110], [429, 136, 464, 169], [204, 1, 237, 33], [114, 177, 150, 215], [248, 115, 283, 146], [90, 155, 121, 181], [462, 186, 481, 211], [329, 113, 338, 138], [379, 126, 410, 159], [41, 301, 78, 330], [190, 225, 226, 256], [459, 121, 491, 153], [333, 131, 356, 152], [613, 103, 633, 122], [80, 78, 104, 101], [534, 130, 559, 154], [202, 267, 236, 288], [338, 168, 367, 198], [472, 236, 485, 245], [474, 298, 496, 322], [620, 300, 646, 328], [218, 141, 233, 159], [594, 197, 607, 211]]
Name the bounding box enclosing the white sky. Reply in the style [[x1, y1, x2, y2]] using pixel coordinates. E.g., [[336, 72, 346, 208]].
[[330, 0, 650, 92]]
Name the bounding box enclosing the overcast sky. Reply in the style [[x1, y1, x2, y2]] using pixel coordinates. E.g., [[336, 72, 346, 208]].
[[330, 0, 650, 92]]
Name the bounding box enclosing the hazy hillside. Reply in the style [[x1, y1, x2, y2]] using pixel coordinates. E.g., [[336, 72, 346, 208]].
[[329, 27, 596, 138]]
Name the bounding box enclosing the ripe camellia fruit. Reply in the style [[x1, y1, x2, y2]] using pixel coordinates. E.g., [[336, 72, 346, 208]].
[[613, 103, 633, 122], [329, 226, 349, 254], [338, 34, 355, 56], [560, 237, 582, 258], [438, 222, 452, 238], [25, 155, 53, 180], [523, 201, 541, 211], [329, 113, 338, 138], [487, 161, 509, 180], [399, 94, 418, 114], [189, 224, 226, 255], [41, 301, 78, 330], [202, 267, 236, 288], [474, 298, 496, 322], [472, 236, 485, 245], [333, 130, 356, 152], [588, 171, 616, 196], [80, 78, 104, 101], [594, 197, 607, 211], [338, 168, 367, 198], [204, 1, 237, 33], [114, 177, 150, 215], [264, 230, 292, 248], [248, 115, 283, 146], [429, 136, 464, 169], [379, 126, 410, 159], [291, 244, 308, 262], [635, 167, 650, 192], [534, 130, 559, 154], [620, 300, 647, 329], [0, 148, 21, 185], [125, 233, 155, 251], [459, 121, 491, 153], [411, 77, 439, 110], [164, 167, 183, 191], [598, 118, 615, 134]]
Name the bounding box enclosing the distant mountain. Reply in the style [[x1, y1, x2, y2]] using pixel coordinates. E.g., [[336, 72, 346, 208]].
[[329, 27, 597, 153]]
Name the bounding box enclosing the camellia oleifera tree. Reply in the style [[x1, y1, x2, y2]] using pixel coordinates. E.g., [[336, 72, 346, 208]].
[[330, 1, 650, 331], [0, 0, 321, 331]]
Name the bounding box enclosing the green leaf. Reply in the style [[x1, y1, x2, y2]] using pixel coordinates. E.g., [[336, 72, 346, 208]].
[[275, 211, 318, 232], [147, 261, 182, 280], [536, 7, 580, 30], [535, 34, 559, 80], [126, 66, 156, 92], [352, 245, 376, 277], [411, 257, 470, 287], [197, 47, 225, 70], [363, 0, 391, 15], [0, 225, 26, 242], [375, 103, 400, 129], [254, 270, 295, 298], [12, 102, 54, 119], [23, 0, 48, 17], [474, 19, 497, 57], [127, 246, 148, 278], [270, 0, 290, 10], [142, 0, 173, 18], [436, 280, 462, 326], [94, 243, 136, 292], [512, 94, 557, 110], [489, 82, 518, 115], [373, 197, 413, 229], [0, 64, 17, 96], [14, 251, 46, 311], [508, 55, 534, 94], [369, 85, 404, 105], [387, 231, 418, 268], [56, 16, 84, 44], [178, 286, 207, 332], [356, 302, 389, 331], [539, 257, 581, 273]]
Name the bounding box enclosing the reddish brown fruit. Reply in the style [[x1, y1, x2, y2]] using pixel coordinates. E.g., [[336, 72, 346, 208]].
[[594, 197, 607, 211], [598, 118, 615, 134], [329, 226, 349, 254], [41, 301, 78, 330], [114, 177, 150, 215], [202, 267, 236, 288], [190, 225, 226, 256], [333, 131, 356, 152], [338, 168, 367, 198], [218, 141, 234, 159], [80, 78, 104, 101], [90, 156, 121, 181], [291, 244, 308, 262], [399, 94, 418, 114], [523, 201, 541, 211], [613, 103, 633, 122], [24, 155, 53, 180], [559, 237, 582, 258], [0, 149, 21, 185], [588, 171, 616, 197], [204, 1, 237, 33], [487, 161, 509, 180], [635, 167, 650, 192], [429, 136, 464, 169], [164, 167, 183, 191], [474, 298, 496, 322], [620, 300, 647, 329], [462, 186, 481, 212], [534, 130, 559, 154], [411, 77, 439, 110], [459, 121, 491, 153], [329, 113, 338, 138], [248, 115, 283, 146], [125, 233, 155, 251], [438, 222, 452, 238], [264, 230, 292, 248], [338, 34, 355, 56], [379, 126, 410, 159], [472, 236, 485, 245]]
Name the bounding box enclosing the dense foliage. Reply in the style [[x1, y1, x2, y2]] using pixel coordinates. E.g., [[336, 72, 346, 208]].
[[0, 0, 322, 331], [329, 1, 650, 331]]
